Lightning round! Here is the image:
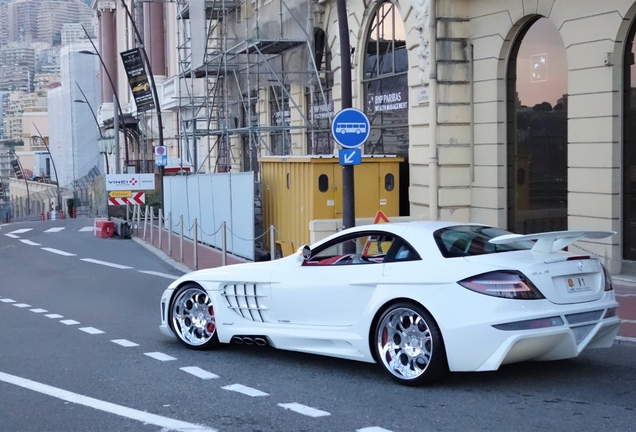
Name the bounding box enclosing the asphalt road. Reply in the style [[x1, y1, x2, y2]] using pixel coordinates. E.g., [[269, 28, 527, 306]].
[[0, 219, 635, 432]]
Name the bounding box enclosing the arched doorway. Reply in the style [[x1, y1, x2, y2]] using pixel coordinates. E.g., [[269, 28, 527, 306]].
[[362, 1, 409, 215], [623, 21, 636, 266], [506, 17, 568, 234]]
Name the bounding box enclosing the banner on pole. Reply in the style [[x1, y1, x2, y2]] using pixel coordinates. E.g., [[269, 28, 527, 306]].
[[120, 48, 155, 112]]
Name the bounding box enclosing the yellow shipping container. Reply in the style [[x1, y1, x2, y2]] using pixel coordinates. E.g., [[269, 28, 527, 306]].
[[260, 155, 403, 257]]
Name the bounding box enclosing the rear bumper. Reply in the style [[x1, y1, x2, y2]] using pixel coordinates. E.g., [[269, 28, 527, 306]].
[[474, 316, 620, 371]]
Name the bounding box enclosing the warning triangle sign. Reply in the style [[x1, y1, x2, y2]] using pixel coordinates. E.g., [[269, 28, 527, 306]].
[[373, 210, 390, 224]]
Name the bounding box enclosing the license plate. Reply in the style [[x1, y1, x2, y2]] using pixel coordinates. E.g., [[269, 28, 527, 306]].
[[565, 276, 591, 293]]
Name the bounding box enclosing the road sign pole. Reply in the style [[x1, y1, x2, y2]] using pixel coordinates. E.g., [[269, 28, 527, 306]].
[[336, 0, 355, 236]]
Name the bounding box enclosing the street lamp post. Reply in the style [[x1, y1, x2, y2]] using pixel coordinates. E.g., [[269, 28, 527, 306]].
[[74, 81, 110, 174], [80, 25, 128, 174]]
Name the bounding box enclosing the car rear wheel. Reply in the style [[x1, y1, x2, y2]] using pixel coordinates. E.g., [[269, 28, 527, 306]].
[[170, 283, 219, 350], [374, 302, 447, 386]]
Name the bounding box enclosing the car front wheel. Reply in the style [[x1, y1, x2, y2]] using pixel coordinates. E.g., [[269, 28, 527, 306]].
[[374, 302, 447, 385], [170, 283, 219, 350]]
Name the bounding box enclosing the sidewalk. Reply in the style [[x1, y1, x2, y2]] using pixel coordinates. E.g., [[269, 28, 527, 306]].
[[132, 226, 636, 345]]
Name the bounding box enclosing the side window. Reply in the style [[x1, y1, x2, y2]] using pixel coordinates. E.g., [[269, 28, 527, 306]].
[[306, 232, 395, 265], [384, 238, 421, 263]]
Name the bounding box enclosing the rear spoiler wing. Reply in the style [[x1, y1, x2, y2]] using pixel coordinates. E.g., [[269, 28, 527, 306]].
[[489, 230, 615, 254]]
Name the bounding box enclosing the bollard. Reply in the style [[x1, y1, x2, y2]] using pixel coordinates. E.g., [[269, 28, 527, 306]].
[[270, 225, 276, 261], [179, 215, 184, 263], [136, 205, 141, 237], [221, 221, 227, 266], [149, 206, 154, 246], [158, 209, 163, 250], [193, 218, 198, 270], [59, 210, 63, 220], [143, 205, 149, 240], [40, 212, 44, 221], [168, 212, 172, 257]]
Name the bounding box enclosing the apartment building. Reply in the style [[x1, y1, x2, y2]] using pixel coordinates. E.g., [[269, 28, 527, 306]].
[[2, 91, 46, 140], [0, 43, 35, 91], [6, 0, 93, 46]]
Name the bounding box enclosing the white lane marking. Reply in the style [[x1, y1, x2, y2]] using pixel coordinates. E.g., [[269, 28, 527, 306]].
[[30, 308, 48, 313], [20, 239, 41, 246], [44, 227, 65, 233], [277, 403, 331, 417], [80, 259, 133, 270], [45, 314, 63, 319], [12, 303, 31, 308], [222, 384, 268, 397], [616, 293, 636, 297], [79, 227, 94, 232], [0, 299, 16, 303], [0, 371, 216, 432], [138, 270, 179, 280], [180, 367, 219, 380], [4, 234, 19, 238], [60, 320, 80, 325], [42, 248, 76, 257], [9, 229, 32, 234], [144, 352, 177, 362], [621, 319, 636, 324], [111, 339, 139, 348], [616, 336, 636, 344], [79, 327, 105, 335], [357, 428, 394, 432]]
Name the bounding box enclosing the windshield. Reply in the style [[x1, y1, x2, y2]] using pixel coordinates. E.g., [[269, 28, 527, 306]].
[[434, 226, 534, 258]]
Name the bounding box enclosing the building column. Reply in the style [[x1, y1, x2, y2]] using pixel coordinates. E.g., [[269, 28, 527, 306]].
[[143, 1, 166, 76], [98, 3, 117, 103]]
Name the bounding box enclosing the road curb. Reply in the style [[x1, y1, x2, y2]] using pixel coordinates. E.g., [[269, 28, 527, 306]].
[[614, 336, 636, 347]]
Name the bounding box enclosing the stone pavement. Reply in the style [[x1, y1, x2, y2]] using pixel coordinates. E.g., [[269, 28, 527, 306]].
[[133, 226, 636, 345]]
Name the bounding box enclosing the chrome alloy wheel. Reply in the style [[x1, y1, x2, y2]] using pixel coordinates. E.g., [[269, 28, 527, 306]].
[[171, 285, 218, 348], [377, 307, 434, 381]]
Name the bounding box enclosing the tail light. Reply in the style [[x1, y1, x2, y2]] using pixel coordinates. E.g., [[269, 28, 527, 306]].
[[602, 265, 613, 291], [458, 271, 545, 300]]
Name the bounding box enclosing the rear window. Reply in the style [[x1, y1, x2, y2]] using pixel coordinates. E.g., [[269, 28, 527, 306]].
[[434, 225, 533, 258]]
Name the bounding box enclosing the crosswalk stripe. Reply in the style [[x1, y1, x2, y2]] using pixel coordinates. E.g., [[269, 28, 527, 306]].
[[80, 259, 133, 270], [79, 227, 94, 232], [144, 352, 177, 361], [180, 367, 219, 380], [277, 403, 330, 417], [222, 384, 268, 397], [44, 227, 65, 233], [79, 327, 105, 335], [20, 239, 41, 246], [111, 339, 139, 347], [42, 248, 76, 257]]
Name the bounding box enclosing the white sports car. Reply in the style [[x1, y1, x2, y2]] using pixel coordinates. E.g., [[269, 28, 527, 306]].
[[159, 221, 621, 386]]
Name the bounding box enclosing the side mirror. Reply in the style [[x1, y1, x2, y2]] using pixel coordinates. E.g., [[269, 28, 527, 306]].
[[300, 245, 311, 260]]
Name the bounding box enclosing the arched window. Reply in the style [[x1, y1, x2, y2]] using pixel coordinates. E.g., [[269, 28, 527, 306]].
[[363, 2, 408, 156], [623, 22, 636, 264], [507, 17, 568, 234]]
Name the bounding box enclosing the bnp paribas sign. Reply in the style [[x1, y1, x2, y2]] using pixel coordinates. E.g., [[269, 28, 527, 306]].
[[105, 174, 155, 191]]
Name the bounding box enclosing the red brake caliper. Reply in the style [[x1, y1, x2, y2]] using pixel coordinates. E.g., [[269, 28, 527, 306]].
[[206, 306, 215, 333]]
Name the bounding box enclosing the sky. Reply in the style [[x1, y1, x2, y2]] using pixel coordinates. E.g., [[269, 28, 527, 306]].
[[516, 18, 568, 107]]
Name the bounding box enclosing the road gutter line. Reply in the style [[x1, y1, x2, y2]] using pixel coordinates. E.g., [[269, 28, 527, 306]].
[[0, 371, 216, 432]]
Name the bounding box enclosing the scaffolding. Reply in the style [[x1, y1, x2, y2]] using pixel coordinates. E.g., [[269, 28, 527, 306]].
[[175, 0, 332, 176]]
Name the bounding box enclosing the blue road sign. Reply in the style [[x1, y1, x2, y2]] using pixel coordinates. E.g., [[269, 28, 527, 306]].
[[154, 145, 167, 167], [339, 148, 362, 166], [331, 108, 370, 149]]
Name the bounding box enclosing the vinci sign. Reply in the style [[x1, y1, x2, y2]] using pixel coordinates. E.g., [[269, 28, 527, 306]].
[[106, 173, 155, 191]]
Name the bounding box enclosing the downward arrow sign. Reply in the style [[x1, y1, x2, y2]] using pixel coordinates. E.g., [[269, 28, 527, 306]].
[[344, 152, 355, 164]]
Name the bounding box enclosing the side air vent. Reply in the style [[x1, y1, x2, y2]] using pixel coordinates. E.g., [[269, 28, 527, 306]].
[[222, 283, 270, 322]]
